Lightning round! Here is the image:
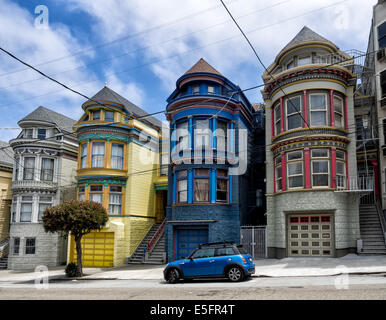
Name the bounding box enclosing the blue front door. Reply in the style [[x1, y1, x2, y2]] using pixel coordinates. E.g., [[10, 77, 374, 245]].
[[176, 228, 208, 260]]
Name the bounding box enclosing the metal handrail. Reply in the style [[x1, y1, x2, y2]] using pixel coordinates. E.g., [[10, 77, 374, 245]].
[[147, 219, 166, 253], [375, 199, 386, 245]]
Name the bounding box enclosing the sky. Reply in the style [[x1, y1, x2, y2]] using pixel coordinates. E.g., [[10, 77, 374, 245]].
[[0, 0, 378, 142]]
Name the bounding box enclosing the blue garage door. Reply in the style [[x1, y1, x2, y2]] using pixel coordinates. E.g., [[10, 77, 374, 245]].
[[176, 228, 208, 260]]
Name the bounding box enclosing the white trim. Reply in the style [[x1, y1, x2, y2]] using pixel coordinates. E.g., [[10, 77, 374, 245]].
[[309, 93, 328, 127]]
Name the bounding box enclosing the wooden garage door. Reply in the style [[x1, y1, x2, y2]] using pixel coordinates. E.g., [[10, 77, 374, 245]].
[[71, 232, 114, 267], [288, 214, 333, 257]]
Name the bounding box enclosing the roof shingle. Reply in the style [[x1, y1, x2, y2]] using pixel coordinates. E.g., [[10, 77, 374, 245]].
[[183, 58, 223, 77]]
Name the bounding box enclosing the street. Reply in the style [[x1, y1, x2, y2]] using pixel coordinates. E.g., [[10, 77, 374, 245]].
[[0, 274, 385, 299]]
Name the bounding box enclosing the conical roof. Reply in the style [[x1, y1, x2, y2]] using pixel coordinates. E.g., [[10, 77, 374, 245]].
[[183, 58, 223, 77], [282, 26, 335, 52], [86, 86, 161, 128], [19, 106, 76, 131]]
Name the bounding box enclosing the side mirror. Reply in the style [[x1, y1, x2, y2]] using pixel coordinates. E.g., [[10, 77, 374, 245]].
[[189, 257, 193, 261]]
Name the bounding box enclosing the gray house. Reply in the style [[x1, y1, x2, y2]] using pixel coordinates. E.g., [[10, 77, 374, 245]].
[[7, 106, 78, 270]]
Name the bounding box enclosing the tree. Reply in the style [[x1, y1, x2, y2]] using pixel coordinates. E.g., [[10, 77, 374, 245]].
[[42, 199, 108, 276]]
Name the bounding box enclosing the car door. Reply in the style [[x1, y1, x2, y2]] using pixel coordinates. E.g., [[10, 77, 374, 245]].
[[212, 247, 237, 275], [182, 248, 216, 277]]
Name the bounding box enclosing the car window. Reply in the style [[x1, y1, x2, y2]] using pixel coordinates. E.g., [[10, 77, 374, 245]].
[[237, 247, 248, 254], [191, 248, 215, 259], [215, 247, 237, 256]]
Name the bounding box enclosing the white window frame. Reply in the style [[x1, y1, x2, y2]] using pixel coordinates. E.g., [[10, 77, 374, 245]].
[[309, 93, 328, 127], [110, 143, 124, 170], [275, 156, 282, 192], [286, 96, 302, 131], [274, 103, 281, 136], [20, 196, 33, 222], [192, 85, 200, 95], [286, 151, 304, 189], [333, 95, 344, 129], [80, 143, 87, 169], [177, 121, 189, 153], [89, 185, 103, 204], [38, 196, 52, 221], [108, 185, 122, 215], [91, 142, 105, 168], [25, 238, 36, 255], [311, 149, 330, 188], [78, 186, 85, 201], [336, 150, 346, 189], [298, 55, 311, 66], [40, 157, 55, 182], [287, 60, 294, 69]]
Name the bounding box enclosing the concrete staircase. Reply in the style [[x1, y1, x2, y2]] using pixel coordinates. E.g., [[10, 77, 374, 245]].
[[127, 223, 166, 264], [359, 204, 386, 255]]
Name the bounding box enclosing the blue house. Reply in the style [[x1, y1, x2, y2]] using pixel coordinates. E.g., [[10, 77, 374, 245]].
[[165, 58, 256, 261]]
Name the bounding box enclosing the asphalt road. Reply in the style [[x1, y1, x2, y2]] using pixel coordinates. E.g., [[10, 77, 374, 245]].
[[0, 274, 385, 299]]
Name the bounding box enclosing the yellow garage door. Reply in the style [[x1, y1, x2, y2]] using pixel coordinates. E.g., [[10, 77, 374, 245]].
[[71, 232, 114, 267]]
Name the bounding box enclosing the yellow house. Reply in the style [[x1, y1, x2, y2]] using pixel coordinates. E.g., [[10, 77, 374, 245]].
[[68, 86, 167, 267], [0, 141, 13, 244]]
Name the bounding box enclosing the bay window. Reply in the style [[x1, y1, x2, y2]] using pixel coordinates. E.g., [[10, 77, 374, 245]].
[[89, 185, 103, 204], [23, 157, 35, 180], [111, 143, 124, 169], [109, 186, 122, 215], [208, 85, 215, 94], [91, 142, 105, 168], [287, 151, 303, 188], [41, 158, 54, 181], [216, 121, 228, 152], [104, 110, 114, 122], [192, 85, 200, 94], [311, 149, 329, 187], [298, 56, 311, 66], [14, 157, 20, 181], [274, 104, 281, 135], [20, 196, 33, 222], [92, 110, 101, 120], [37, 129, 46, 140], [177, 170, 187, 203], [38, 196, 52, 221], [80, 143, 87, 168], [24, 129, 33, 138], [286, 96, 302, 130], [333, 96, 344, 128], [336, 150, 346, 188], [275, 156, 282, 191], [216, 169, 228, 202], [194, 169, 209, 202], [310, 94, 327, 126], [194, 119, 211, 151]]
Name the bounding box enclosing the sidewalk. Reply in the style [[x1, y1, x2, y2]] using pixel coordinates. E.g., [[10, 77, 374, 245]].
[[0, 254, 385, 282]]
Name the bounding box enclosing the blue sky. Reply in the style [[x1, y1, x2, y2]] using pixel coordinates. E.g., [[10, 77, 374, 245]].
[[0, 0, 378, 142]]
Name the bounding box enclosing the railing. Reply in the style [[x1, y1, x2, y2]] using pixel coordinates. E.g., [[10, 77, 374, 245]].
[[375, 200, 386, 246], [146, 218, 166, 253], [0, 234, 9, 259], [12, 180, 57, 189], [335, 176, 374, 192]]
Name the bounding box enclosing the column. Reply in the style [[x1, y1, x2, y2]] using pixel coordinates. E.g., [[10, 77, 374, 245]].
[[212, 116, 217, 149], [210, 168, 216, 203], [331, 147, 336, 188], [304, 148, 310, 189], [188, 169, 193, 204]]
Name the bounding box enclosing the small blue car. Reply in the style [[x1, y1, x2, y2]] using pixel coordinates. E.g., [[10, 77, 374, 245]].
[[163, 242, 255, 283]]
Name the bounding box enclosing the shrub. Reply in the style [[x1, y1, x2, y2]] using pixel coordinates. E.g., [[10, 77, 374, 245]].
[[65, 262, 81, 277]]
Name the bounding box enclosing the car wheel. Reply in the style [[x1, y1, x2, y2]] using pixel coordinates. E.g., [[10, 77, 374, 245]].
[[166, 268, 180, 283], [227, 266, 244, 282]]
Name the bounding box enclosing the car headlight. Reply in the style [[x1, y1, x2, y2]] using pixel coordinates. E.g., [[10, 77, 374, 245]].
[[248, 258, 253, 262]]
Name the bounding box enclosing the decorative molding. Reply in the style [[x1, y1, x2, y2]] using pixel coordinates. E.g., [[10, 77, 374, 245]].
[[77, 177, 127, 186]]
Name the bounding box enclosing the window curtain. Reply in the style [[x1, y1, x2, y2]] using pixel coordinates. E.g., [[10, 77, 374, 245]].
[[109, 194, 121, 215], [195, 119, 210, 149], [194, 179, 209, 202], [41, 158, 54, 181], [217, 122, 227, 152], [111, 144, 124, 169], [20, 203, 32, 222], [24, 157, 35, 180], [81, 144, 87, 168], [92, 142, 105, 167], [90, 193, 103, 203]]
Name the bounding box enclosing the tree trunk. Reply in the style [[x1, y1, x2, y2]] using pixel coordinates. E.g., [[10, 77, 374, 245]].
[[75, 235, 83, 277]]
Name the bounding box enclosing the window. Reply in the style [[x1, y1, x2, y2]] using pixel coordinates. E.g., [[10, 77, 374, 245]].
[[83, 114, 89, 121], [41, 158, 54, 181], [274, 104, 281, 135], [177, 170, 187, 203], [91, 142, 105, 168], [310, 94, 327, 126], [177, 121, 189, 153], [104, 110, 114, 122], [14, 157, 20, 181], [381, 70, 386, 98], [25, 238, 36, 255], [378, 21, 386, 49], [216, 169, 228, 202], [287, 151, 303, 189], [92, 110, 101, 120], [336, 151, 346, 188], [11, 197, 17, 222], [194, 169, 209, 202], [286, 96, 302, 130], [24, 129, 33, 138], [287, 60, 294, 69], [194, 119, 210, 151], [80, 143, 87, 168], [333, 96, 344, 128], [275, 156, 282, 191], [37, 129, 46, 140], [78, 186, 85, 201], [38, 196, 52, 221], [111, 143, 124, 169], [298, 56, 311, 66], [192, 85, 200, 94], [13, 238, 20, 255], [191, 248, 215, 259], [109, 186, 122, 215], [208, 85, 215, 94], [215, 247, 236, 256], [311, 149, 329, 187], [20, 196, 33, 222], [89, 185, 103, 204], [216, 121, 228, 152], [23, 157, 35, 180]]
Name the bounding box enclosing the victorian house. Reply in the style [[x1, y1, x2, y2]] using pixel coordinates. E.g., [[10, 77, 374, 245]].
[[8, 106, 78, 270], [70, 85, 167, 267], [165, 58, 258, 261], [262, 26, 366, 258]]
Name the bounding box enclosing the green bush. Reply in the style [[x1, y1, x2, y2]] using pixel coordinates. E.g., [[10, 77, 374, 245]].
[[65, 263, 81, 277]]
